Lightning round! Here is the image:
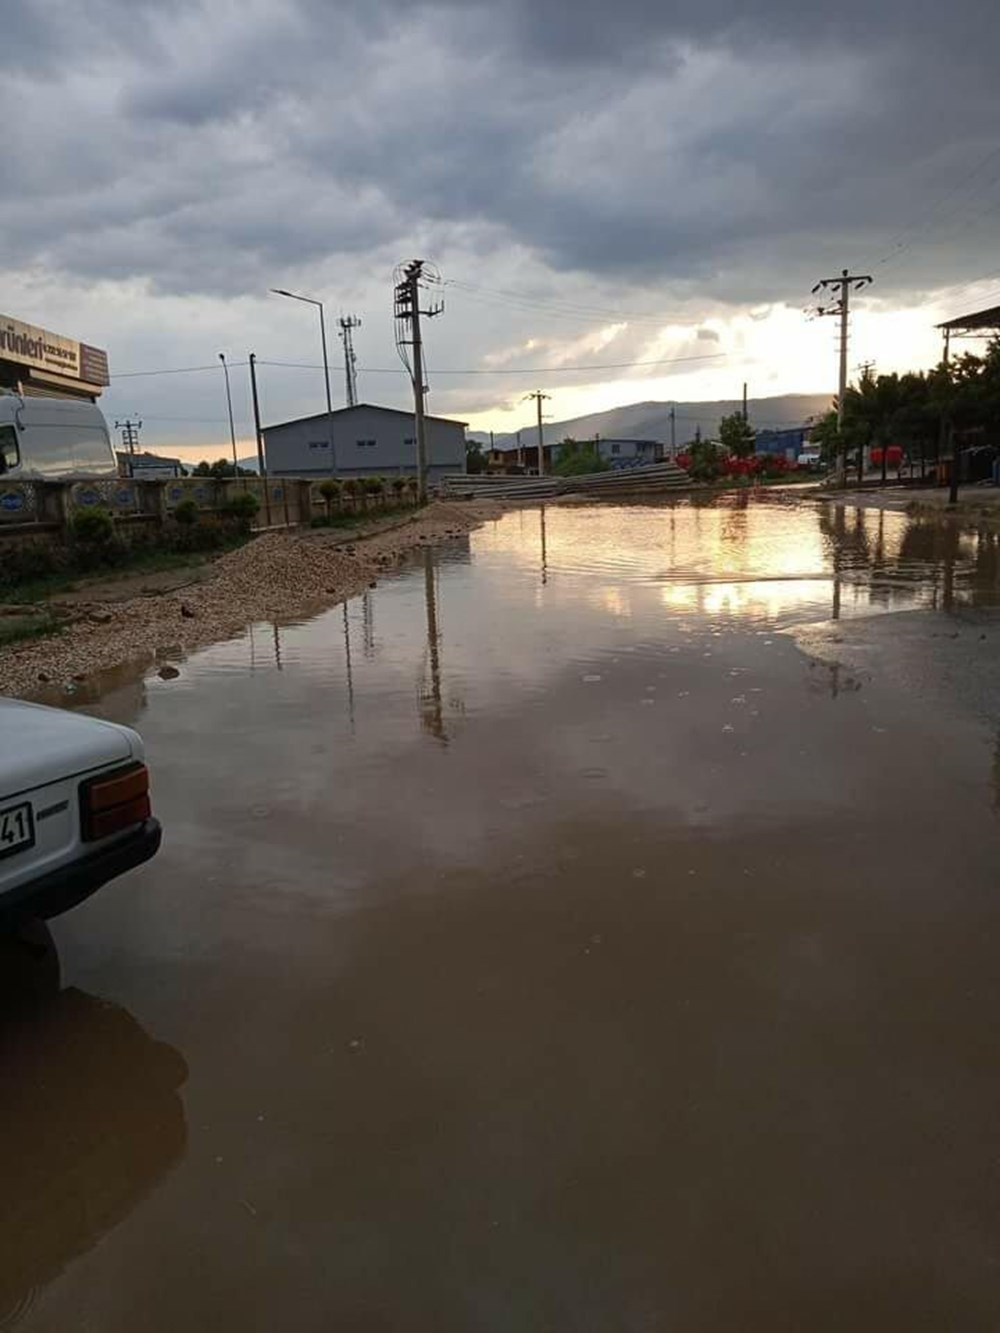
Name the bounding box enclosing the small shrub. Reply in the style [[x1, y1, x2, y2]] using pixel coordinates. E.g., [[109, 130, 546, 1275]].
[[0, 541, 63, 595], [173, 498, 199, 526], [70, 506, 114, 546], [222, 490, 261, 531], [318, 478, 342, 518]]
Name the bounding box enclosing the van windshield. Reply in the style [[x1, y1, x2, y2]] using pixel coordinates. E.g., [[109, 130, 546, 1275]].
[[0, 425, 19, 474]]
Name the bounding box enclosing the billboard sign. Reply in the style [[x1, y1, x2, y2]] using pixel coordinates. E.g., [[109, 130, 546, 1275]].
[[0, 313, 110, 386]]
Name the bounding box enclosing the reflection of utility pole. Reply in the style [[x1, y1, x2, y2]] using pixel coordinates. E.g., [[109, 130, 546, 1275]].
[[831, 505, 844, 620], [362, 590, 375, 658], [338, 315, 362, 408], [342, 603, 356, 734], [540, 504, 548, 585], [810, 268, 873, 486], [421, 548, 446, 743], [272, 623, 283, 671], [524, 390, 551, 475]]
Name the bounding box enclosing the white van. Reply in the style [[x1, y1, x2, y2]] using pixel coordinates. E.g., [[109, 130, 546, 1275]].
[[0, 393, 117, 479]]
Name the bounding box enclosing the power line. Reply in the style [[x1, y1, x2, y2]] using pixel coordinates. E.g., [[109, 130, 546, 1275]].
[[871, 145, 1000, 272], [113, 362, 242, 378], [445, 278, 681, 327], [112, 350, 728, 381]]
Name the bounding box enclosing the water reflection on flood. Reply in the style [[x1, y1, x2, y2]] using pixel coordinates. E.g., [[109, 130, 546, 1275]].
[[26, 494, 1000, 1332], [480, 494, 1000, 627], [66, 496, 1000, 738]]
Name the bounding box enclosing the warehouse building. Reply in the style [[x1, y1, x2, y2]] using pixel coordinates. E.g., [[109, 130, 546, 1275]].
[[263, 404, 466, 481], [0, 311, 109, 400]]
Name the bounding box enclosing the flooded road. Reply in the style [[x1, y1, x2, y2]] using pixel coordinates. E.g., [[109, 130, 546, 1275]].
[[6, 494, 1000, 1330]]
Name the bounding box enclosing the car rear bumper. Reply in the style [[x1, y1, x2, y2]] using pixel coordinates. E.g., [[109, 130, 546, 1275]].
[[0, 818, 162, 926]]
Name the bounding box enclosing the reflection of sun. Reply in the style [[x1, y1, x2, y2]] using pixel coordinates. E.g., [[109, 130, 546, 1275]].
[[659, 585, 698, 611], [659, 578, 833, 620], [595, 586, 631, 618]]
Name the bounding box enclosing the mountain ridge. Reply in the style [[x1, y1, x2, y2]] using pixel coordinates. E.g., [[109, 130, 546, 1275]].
[[470, 393, 832, 449]]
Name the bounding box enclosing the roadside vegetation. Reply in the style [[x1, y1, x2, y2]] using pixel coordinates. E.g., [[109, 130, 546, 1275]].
[[309, 475, 421, 527], [811, 339, 1000, 482], [0, 492, 261, 606]]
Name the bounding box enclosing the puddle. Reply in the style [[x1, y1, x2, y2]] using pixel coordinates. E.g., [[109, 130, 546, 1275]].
[[9, 495, 1000, 1331]]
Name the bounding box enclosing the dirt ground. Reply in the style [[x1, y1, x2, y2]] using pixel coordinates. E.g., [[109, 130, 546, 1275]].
[[0, 501, 500, 700]]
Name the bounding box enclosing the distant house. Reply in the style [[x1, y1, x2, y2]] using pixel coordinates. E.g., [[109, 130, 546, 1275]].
[[116, 450, 185, 479], [591, 438, 662, 466], [754, 428, 806, 460], [485, 435, 663, 475], [556, 437, 663, 469], [262, 404, 466, 481]]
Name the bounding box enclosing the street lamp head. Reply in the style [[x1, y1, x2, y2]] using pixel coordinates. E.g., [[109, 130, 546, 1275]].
[[270, 288, 293, 298], [219, 352, 226, 364]]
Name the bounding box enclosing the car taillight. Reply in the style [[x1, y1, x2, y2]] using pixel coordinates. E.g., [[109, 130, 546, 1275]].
[[80, 763, 151, 843]]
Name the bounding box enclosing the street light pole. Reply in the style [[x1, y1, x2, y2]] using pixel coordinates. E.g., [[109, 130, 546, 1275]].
[[270, 288, 336, 472], [219, 353, 238, 472]]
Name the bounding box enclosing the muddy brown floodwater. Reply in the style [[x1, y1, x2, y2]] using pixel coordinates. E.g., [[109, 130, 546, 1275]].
[[5, 493, 1000, 1330]]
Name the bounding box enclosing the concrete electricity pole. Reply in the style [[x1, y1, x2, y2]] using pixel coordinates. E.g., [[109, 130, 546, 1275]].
[[218, 354, 239, 472], [248, 353, 270, 524], [394, 261, 444, 503], [524, 390, 551, 475], [115, 418, 142, 477], [338, 315, 362, 408], [811, 268, 872, 485], [669, 406, 676, 458]]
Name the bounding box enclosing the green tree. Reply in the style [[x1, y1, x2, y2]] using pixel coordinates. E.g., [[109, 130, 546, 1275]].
[[554, 439, 609, 476], [318, 478, 341, 519], [465, 439, 486, 474], [718, 411, 756, 459], [193, 458, 252, 479]]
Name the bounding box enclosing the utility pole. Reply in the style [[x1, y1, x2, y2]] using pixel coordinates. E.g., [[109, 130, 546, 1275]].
[[811, 268, 872, 486], [338, 315, 362, 408], [394, 260, 444, 503], [219, 354, 239, 472], [248, 353, 270, 524], [856, 361, 875, 484], [524, 389, 551, 475], [669, 406, 676, 458], [742, 382, 748, 423], [115, 417, 142, 477], [270, 288, 335, 472]]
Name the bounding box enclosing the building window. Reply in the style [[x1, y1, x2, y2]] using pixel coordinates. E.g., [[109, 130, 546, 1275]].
[[611, 443, 620, 455], [404, 437, 415, 447], [308, 440, 329, 450], [356, 439, 376, 448]]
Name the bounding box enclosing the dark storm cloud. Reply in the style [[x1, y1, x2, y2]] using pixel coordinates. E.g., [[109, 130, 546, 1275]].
[[4, 0, 998, 304]]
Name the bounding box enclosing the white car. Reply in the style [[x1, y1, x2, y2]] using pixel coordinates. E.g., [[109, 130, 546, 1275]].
[[0, 699, 160, 925]]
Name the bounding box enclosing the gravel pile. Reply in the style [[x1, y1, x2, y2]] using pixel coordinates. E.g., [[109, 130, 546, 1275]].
[[0, 501, 498, 700]]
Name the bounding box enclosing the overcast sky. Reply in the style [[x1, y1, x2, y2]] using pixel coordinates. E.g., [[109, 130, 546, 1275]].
[[5, 0, 998, 458]]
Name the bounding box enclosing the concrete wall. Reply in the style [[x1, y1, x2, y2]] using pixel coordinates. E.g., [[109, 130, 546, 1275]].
[[263, 406, 466, 480]]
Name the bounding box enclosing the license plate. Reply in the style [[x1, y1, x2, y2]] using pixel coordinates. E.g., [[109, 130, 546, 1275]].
[[0, 801, 35, 861]]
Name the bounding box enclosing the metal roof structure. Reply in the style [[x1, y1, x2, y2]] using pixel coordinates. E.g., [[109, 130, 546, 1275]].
[[935, 305, 1000, 333]]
